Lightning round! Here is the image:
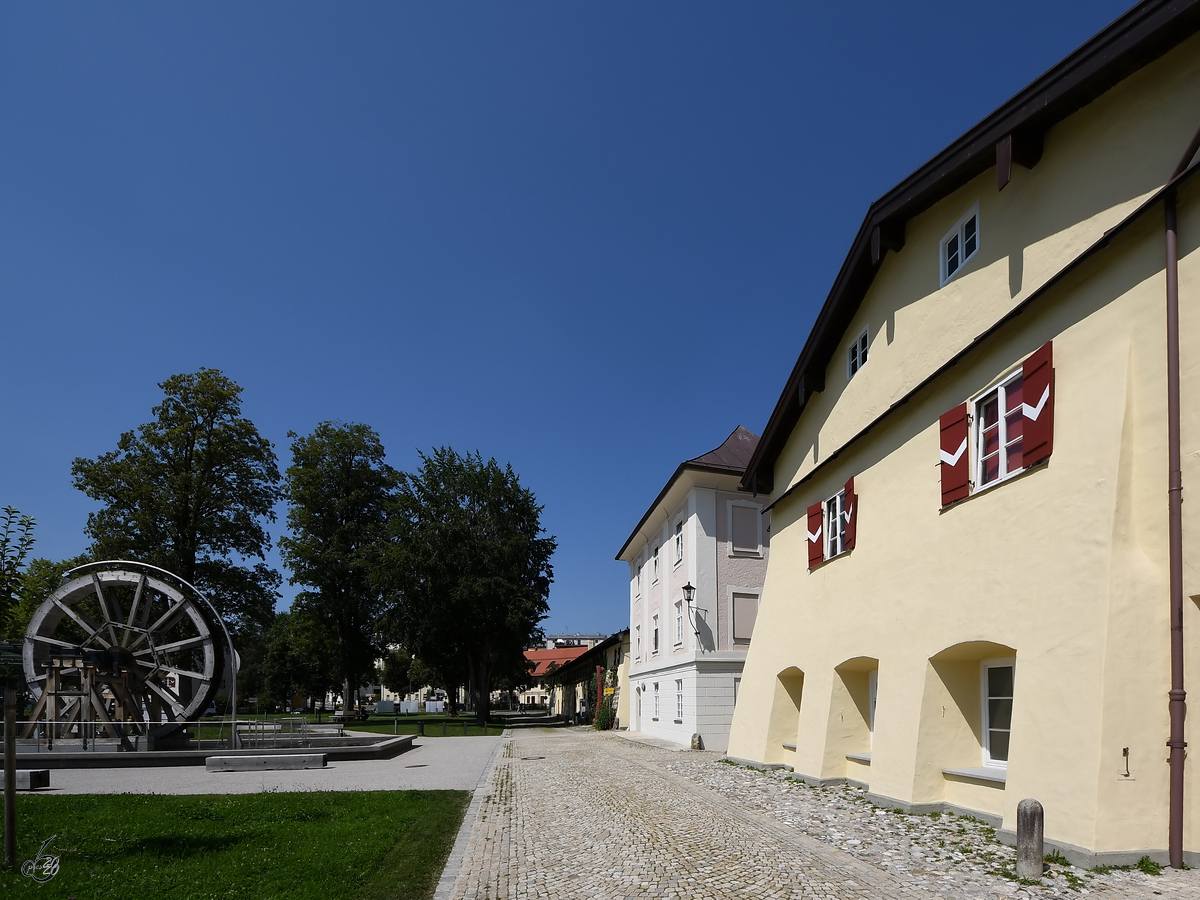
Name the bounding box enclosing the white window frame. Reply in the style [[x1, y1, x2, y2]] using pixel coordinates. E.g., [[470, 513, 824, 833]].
[[653, 682, 660, 720], [652, 545, 660, 583], [727, 500, 764, 557], [674, 600, 684, 647], [971, 369, 1026, 492], [981, 657, 1016, 768], [847, 327, 869, 380], [940, 203, 980, 285], [824, 489, 847, 560], [635, 625, 642, 660], [634, 562, 641, 600], [673, 518, 684, 566], [651, 615, 659, 654], [675, 679, 684, 722]]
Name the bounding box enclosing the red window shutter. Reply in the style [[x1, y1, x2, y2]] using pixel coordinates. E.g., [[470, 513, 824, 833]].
[[843, 476, 857, 550], [806, 502, 824, 568], [940, 403, 970, 506], [1022, 340, 1054, 467]]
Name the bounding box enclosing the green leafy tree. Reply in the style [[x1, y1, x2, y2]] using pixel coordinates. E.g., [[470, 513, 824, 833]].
[[70, 369, 283, 657], [261, 608, 336, 710], [379, 648, 413, 697], [381, 448, 556, 725], [279, 422, 397, 706], [0, 506, 36, 638]]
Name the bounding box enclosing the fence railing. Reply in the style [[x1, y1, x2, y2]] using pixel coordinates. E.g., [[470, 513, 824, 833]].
[[2, 716, 341, 752]]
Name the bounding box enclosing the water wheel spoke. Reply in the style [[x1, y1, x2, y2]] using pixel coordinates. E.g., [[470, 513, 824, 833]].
[[166, 666, 209, 682], [91, 574, 124, 647], [144, 635, 209, 655], [51, 599, 111, 648], [146, 597, 191, 637], [144, 679, 187, 718], [123, 573, 148, 639], [32, 634, 85, 650]]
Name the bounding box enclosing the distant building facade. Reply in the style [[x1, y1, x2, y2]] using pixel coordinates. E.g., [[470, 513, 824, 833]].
[[618, 427, 769, 751]]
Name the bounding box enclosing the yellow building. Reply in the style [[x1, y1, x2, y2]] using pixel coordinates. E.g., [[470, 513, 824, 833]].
[[727, 0, 1200, 868]]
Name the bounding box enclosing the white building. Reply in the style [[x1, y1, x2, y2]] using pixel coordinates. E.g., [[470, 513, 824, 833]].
[[617, 426, 769, 751]]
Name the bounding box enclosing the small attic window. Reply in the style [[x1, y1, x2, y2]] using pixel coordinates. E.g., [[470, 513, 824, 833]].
[[847, 328, 869, 380], [940, 204, 979, 285]]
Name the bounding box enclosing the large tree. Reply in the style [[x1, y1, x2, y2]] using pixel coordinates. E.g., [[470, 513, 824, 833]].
[[71, 369, 282, 648], [278, 422, 397, 705], [382, 448, 555, 725]]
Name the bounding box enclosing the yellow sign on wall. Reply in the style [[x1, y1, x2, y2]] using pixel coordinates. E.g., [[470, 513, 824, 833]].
[[604, 687, 615, 695]]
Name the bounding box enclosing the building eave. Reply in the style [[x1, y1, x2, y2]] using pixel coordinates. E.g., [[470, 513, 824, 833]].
[[740, 0, 1200, 495]]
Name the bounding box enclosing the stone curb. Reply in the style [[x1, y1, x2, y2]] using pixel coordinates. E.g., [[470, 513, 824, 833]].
[[433, 731, 509, 900]]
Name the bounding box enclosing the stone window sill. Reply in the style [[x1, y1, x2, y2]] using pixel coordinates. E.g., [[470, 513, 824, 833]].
[[846, 753, 872, 764], [942, 766, 1007, 784], [782, 743, 797, 750]]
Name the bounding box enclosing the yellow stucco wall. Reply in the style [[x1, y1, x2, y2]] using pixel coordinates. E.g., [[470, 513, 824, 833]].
[[728, 32, 1200, 860]]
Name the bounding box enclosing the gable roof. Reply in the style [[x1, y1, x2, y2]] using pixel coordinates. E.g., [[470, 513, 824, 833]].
[[524, 646, 588, 677], [544, 629, 630, 682], [615, 426, 760, 560], [740, 0, 1200, 494]]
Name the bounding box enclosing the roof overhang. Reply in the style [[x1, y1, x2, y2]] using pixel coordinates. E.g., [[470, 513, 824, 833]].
[[741, 0, 1200, 495]]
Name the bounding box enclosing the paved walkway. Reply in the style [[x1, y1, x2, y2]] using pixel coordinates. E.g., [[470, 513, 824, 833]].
[[36, 735, 501, 794], [443, 728, 1200, 900], [446, 728, 940, 899]]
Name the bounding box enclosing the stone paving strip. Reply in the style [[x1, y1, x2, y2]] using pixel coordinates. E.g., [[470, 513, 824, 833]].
[[446, 728, 1200, 900]]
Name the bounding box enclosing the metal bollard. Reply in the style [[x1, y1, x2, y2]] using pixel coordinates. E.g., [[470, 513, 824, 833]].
[[417, 721, 425, 736], [463, 719, 468, 736], [1016, 798, 1044, 880], [441, 720, 446, 736]]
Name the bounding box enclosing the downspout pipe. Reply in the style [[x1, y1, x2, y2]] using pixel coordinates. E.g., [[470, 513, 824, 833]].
[[1166, 124, 1198, 870], [1166, 187, 1185, 871]]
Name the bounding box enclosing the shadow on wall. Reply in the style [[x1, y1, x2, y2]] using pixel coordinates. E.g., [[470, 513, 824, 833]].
[[765, 667, 804, 765]]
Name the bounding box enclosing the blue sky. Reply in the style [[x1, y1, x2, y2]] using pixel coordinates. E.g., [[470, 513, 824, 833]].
[[0, 2, 1132, 634]]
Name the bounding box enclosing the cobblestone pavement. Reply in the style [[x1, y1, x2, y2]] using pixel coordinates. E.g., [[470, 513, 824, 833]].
[[446, 728, 1200, 900]]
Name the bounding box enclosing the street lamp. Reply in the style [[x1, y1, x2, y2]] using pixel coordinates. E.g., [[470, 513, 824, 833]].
[[682, 583, 695, 604]]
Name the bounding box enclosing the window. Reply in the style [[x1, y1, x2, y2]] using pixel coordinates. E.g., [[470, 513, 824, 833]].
[[653, 682, 660, 720], [732, 592, 758, 646], [675, 679, 684, 722], [729, 502, 761, 556], [974, 370, 1024, 488], [634, 564, 641, 599], [806, 476, 856, 568], [982, 660, 1014, 767], [847, 328, 869, 380], [674, 600, 684, 646], [652, 615, 659, 653], [825, 490, 847, 559], [652, 546, 660, 583], [940, 341, 1053, 506], [940, 204, 979, 284], [674, 520, 684, 565], [635, 625, 642, 659]]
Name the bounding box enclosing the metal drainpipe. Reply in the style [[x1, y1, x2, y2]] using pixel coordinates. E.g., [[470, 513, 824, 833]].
[[1166, 124, 1199, 869], [1166, 187, 1185, 870]]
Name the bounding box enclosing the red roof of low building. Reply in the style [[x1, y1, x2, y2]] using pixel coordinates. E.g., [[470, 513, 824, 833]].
[[525, 646, 588, 677]]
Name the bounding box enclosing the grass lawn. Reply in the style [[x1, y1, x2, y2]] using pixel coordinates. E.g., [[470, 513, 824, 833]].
[[0, 790, 468, 900]]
